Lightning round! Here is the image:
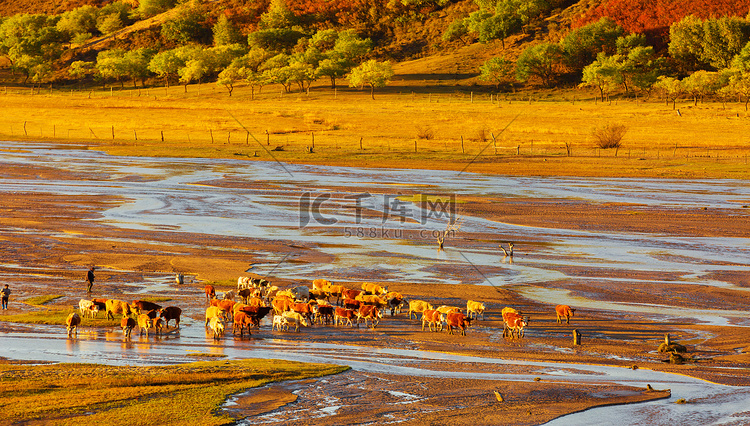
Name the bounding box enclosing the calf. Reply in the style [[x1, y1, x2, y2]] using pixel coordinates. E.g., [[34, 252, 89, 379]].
[[78, 299, 99, 319], [357, 305, 381, 328], [272, 314, 288, 331], [153, 317, 164, 335], [421, 309, 444, 332], [137, 314, 152, 337], [408, 300, 433, 320], [121, 316, 136, 338], [555, 305, 576, 325], [291, 302, 315, 324], [159, 306, 182, 329], [66, 313, 81, 337], [132, 300, 162, 315], [281, 311, 308, 332], [334, 307, 356, 327], [446, 312, 472, 336], [204, 285, 216, 302], [209, 317, 225, 339], [91, 298, 108, 312], [238, 288, 255, 303], [466, 300, 485, 320]]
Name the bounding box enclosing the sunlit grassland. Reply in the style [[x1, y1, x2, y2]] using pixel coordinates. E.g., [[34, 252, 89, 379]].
[[1, 81, 749, 179], [2, 307, 119, 327], [23, 294, 64, 305], [0, 359, 348, 425]]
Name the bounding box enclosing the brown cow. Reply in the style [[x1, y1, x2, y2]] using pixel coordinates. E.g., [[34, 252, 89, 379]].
[[132, 300, 162, 315], [334, 307, 356, 327], [66, 313, 81, 337], [421, 309, 444, 332], [446, 312, 472, 336], [291, 302, 314, 324], [239, 305, 273, 327], [357, 305, 381, 328], [555, 305, 576, 325], [121, 316, 136, 338], [233, 311, 254, 337], [272, 297, 294, 315], [504, 313, 528, 338], [316, 305, 334, 325], [343, 298, 361, 310], [312, 279, 332, 291], [159, 306, 182, 329], [342, 288, 362, 301], [204, 285, 216, 302]]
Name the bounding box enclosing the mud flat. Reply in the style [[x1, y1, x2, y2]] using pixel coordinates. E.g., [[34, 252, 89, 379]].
[[0, 143, 749, 424]]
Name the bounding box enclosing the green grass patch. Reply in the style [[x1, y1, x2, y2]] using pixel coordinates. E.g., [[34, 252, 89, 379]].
[[205, 279, 237, 289], [0, 359, 348, 425], [0, 307, 119, 327], [135, 296, 173, 303], [23, 295, 65, 305], [186, 352, 228, 358]]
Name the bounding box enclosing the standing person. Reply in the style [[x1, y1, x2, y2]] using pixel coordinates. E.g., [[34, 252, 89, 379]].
[[86, 266, 95, 293], [1, 284, 10, 310]]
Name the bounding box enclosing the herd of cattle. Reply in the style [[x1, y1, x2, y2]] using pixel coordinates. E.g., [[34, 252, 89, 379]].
[[64, 276, 577, 341]]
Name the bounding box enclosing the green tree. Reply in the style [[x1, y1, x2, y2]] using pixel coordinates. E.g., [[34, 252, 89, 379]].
[[580, 52, 620, 101], [732, 41, 750, 72], [616, 39, 665, 97], [561, 17, 624, 73], [701, 17, 750, 70], [213, 14, 243, 46], [69, 60, 94, 80], [668, 15, 706, 73], [258, 0, 297, 30], [654, 76, 683, 110], [0, 13, 63, 78], [124, 48, 154, 87], [478, 56, 514, 89], [682, 70, 718, 105], [515, 42, 563, 87], [137, 0, 176, 19], [348, 59, 394, 99], [161, 6, 210, 44], [442, 17, 470, 44], [149, 48, 190, 87], [724, 70, 750, 111], [56, 5, 99, 41], [96, 48, 129, 88]]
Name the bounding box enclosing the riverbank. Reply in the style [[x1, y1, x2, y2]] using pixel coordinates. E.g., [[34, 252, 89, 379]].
[[1, 85, 750, 180]]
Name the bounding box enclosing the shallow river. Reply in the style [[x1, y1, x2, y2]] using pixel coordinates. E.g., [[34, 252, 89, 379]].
[[1, 142, 750, 424]]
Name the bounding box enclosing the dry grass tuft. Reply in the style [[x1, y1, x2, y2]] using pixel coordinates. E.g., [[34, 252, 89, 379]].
[[593, 123, 627, 149]]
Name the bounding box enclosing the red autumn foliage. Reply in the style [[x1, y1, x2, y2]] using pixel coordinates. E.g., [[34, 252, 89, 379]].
[[575, 0, 750, 37]]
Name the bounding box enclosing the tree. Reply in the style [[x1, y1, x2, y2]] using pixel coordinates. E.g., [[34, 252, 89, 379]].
[[561, 17, 624, 73], [732, 41, 750, 72], [161, 6, 210, 44], [701, 17, 750, 70], [56, 6, 99, 42], [616, 40, 666, 97], [149, 48, 190, 87], [515, 42, 563, 87], [668, 15, 706, 73], [724, 70, 750, 111], [96, 49, 129, 88], [123, 48, 154, 87], [97, 1, 132, 34], [682, 70, 718, 105], [0, 13, 63, 77], [442, 18, 470, 44], [654, 76, 683, 109], [580, 52, 620, 101], [478, 56, 514, 89], [137, 0, 176, 19], [348, 59, 394, 99], [213, 14, 243, 46]]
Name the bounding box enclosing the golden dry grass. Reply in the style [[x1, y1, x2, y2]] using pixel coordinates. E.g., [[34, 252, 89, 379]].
[[0, 359, 348, 425], [1, 82, 749, 179]]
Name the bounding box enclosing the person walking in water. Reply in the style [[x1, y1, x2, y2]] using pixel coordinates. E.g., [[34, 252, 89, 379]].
[[1, 284, 10, 310], [86, 267, 95, 293]]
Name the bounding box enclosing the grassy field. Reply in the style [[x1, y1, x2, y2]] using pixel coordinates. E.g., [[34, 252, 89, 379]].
[[0, 359, 348, 425], [1, 80, 749, 179]]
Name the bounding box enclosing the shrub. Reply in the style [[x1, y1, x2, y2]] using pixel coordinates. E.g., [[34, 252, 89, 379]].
[[593, 123, 627, 149], [416, 125, 434, 140]]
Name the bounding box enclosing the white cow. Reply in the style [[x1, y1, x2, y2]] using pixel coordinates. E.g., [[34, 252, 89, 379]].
[[78, 299, 99, 318]]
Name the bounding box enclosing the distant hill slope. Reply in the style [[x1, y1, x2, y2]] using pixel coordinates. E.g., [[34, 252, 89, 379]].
[[0, 0, 110, 16]]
